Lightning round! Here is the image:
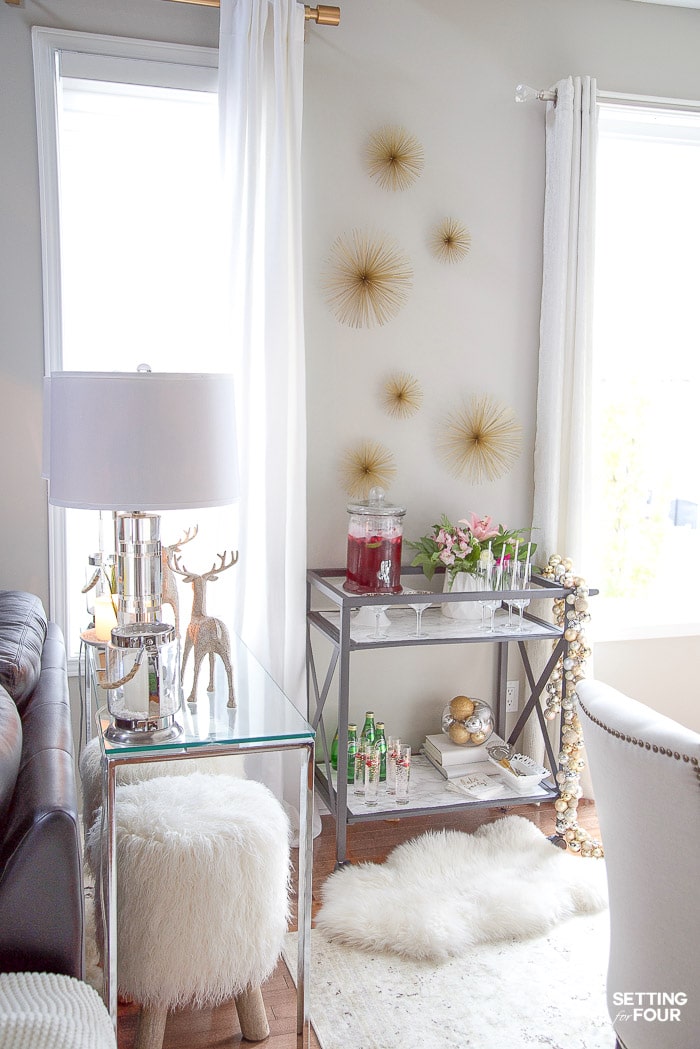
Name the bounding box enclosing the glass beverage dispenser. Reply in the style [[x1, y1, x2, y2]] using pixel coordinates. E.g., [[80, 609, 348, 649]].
[[345, 487, 406, 594]]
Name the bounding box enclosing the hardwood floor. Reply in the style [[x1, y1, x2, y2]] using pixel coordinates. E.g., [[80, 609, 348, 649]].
[[116, 799, 601, 1049]]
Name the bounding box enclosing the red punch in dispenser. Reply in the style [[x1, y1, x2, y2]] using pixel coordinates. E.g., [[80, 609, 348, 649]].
[[344, 487, 406, 594]]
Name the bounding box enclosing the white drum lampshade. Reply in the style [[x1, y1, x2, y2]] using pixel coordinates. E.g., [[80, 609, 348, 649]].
[[43, 370, 239, 511], [43, 369, 239, 741]]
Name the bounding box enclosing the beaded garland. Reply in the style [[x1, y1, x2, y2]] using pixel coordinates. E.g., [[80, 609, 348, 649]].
[[540, 554, 605, 859]]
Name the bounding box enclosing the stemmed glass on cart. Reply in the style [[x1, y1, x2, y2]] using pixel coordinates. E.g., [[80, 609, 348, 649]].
[[512, 558, 532, 631], [402, 587, 432, 638], [479, 557, 505, 634]]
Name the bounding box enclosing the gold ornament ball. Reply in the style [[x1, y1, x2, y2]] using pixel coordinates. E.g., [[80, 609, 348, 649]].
[[470, 729, 486, 745], [448, 722, 472, 745], [450, 695, 475, 719]]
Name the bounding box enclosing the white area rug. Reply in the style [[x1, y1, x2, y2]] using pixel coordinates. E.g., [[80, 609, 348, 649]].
[[315, 816, 608, 962], [284, 912, 613, 1049], [287, 816, 613, 1049]]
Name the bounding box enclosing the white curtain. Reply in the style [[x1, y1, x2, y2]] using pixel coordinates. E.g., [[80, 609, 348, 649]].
[[526, 77, 597, 779], [532, 76, 597, 568], [219, 0, 316, 839], [218, 0, 307, 710]]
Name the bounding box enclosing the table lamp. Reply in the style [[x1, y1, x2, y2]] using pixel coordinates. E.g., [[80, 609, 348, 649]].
[[43, 368, 239, 742]]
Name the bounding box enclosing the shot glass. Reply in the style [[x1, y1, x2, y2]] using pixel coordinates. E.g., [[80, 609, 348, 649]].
[[395, 745, 411, 806], [386, 736, 401, 794], [364, 745, 382, 807]]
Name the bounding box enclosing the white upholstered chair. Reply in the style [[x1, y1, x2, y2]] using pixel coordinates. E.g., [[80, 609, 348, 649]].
[[578, 679, 700, 1049]]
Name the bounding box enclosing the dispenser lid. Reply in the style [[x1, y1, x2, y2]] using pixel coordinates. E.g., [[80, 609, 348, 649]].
[[347, 486, 406, 517]]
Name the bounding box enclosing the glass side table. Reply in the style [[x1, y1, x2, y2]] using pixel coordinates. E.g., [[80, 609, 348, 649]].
[[90, 633, 315, 1042]]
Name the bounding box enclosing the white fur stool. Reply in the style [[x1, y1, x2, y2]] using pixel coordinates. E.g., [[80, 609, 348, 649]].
[[78, 737, 246, 841], [85, 772, 290, 1049], [0, 971, 116, 1049]]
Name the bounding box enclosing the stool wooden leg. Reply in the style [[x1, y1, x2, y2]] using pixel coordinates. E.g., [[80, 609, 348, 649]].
[[234, 985, 269, 1041], [135, 1004, 168, 1049]]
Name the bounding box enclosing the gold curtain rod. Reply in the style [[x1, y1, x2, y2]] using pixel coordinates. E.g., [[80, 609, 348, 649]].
[[3, 0, 340, 21], [163, 0, 340, 22]]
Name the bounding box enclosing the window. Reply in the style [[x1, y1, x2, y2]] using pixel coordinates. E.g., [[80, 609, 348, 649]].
[[33, 29, 234, 661], [591, 98, 700, 636]]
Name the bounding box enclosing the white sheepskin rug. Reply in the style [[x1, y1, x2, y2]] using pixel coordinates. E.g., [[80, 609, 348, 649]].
[[315, 815, 608, 962], [85, 772, 290, 1009]]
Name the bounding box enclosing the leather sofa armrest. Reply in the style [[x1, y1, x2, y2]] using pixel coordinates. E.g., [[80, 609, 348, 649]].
[[0, 747, 83, 978], [0, 618, 83, 979]]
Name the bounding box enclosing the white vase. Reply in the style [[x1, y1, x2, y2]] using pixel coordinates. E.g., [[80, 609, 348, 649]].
[[441, 571, 484, 621]]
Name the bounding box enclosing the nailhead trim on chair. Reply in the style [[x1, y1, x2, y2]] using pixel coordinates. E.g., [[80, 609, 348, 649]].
[[578, 698, 700, 786]]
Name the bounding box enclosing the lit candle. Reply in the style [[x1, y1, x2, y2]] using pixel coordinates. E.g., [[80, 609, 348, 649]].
[[121, 653, 150, 717], [94, 596, 117, 642]]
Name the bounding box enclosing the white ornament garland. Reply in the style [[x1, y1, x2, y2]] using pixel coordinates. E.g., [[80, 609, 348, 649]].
[[540, 554, 604, 859]]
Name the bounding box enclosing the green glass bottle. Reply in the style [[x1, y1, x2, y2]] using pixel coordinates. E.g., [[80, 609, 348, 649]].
[[347, 724, 358, 784], [330, 729, 339, 771], [360, 710, 376, 749], [375, 722, 387, 781]]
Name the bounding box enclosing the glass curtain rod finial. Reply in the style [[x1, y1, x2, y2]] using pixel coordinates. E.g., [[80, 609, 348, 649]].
[[515, 83, 558, 104]]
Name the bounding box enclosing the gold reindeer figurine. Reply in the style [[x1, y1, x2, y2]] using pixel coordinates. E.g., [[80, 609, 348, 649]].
[[161, 525, 199, 637], [169, 550, 238, 707]]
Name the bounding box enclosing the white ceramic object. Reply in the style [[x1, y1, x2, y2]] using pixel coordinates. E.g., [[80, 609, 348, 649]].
[[488, 752, 550, 794], [441, 571, 484, 621]]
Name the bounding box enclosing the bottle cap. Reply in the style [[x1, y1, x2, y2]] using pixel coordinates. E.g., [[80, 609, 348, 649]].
[[376, 722, 385, 729], [348, 723, 357, 730], [365, 711, 375, 716]]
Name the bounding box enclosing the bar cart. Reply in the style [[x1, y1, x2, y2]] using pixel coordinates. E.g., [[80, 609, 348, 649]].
[[307, 565, 594, 867]]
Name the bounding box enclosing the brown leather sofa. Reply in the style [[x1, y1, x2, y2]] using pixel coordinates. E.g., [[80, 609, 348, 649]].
[[0, 590, 83, 978]]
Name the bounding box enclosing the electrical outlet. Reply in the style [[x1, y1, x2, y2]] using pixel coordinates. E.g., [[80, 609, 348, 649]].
[[506, 680, 519, 712]]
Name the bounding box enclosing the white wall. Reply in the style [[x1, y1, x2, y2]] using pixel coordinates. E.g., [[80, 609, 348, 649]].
[[2, 0, 699, 744]]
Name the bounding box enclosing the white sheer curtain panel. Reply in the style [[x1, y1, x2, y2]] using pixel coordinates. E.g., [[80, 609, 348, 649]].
[[218, 0, 307, 709], [532, 75, 597, 568], [527, 77, 597, 780], [219, 0, 315, 839]]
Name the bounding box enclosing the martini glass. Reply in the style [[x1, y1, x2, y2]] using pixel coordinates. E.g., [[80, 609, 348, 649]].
[[403, 587, 432, 638]]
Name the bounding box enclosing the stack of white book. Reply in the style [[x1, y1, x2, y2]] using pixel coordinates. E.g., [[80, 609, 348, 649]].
[[422, 732, 507, 780]]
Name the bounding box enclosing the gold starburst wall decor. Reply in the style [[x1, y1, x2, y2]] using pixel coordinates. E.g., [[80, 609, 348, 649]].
[[430, 218, 472, 263], [439, 395, 522, 484], [323, 230, 413, 328], [365, 125, 425, 191], [381, 372, 423, 419], [340, 440, 397, 499]]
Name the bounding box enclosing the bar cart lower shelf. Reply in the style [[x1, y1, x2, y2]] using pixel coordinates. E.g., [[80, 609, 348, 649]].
[[307, 566, 587, 867], [316, 754, 557, 823]]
